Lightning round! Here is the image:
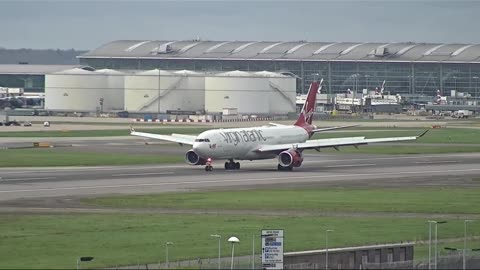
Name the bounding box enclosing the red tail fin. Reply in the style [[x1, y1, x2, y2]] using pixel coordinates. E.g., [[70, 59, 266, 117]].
[[294, 80, 321, 128]]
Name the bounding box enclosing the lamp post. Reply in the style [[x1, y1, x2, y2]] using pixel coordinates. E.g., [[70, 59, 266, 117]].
[[325, 229, 334, 270], [211, 234, 222, 270], [473, 76, 479, 103], [435, 221, 447, 270], [365, 74, 370, 91], [228, 236, 240, 270], [165, 241, 173, 269], [157, 68, 161, 119], [428, 220, 436, 270], [76, 256, 94, 270], [464, 220, 475, 270]]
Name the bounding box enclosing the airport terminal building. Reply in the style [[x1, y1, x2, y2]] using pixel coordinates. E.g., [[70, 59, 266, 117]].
[[79, 40, 480, 97]]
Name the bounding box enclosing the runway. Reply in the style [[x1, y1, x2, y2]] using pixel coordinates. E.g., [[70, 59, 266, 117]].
[[1, 152, 480, 203]]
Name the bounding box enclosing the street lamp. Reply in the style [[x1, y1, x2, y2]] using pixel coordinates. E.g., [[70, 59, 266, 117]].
[[325, 229, 334, 270], [211, 234, 222, 270], [434, 221, 447, 270], [428, 221, 436, 270], [76, 256, 94, 270], [228, 236, 240, 270], [464, 220, 475, 270], [165, 241, 173, 269], [473, 76, 479, 102], [365, 74, 370, 91]]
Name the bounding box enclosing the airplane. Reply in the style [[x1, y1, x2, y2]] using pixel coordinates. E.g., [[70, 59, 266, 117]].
[[131, 79, 428, 171]]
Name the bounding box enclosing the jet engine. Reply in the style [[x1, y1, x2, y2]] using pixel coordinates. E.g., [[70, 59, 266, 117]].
[[185, 150, 206, 165], [278, 149, 303, 168]]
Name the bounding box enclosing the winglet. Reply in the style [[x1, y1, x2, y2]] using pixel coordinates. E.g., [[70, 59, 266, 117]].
[[129, 125, 135, 133], [418, 129, 429, 138]]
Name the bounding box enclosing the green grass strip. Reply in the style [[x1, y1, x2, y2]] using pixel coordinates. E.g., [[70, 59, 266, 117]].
[[0, 149, 183, 167], [84, 187, 480, 214], [0, 214, 478, 268]]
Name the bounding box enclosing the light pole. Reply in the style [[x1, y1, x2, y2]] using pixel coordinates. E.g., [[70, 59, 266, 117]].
[[473, 76, 479, 103], [165, 241, 173, 269], [428, 220, 436, 270], [435, 221, 447, 270], [365, 74, 370, 91], [325, 229, 334, 270], [464, 220, 475, 270], [252, 234, 255, 270], [157, 68, 161, 119], [228, 236, 240, 270], [211, 234, 222, 270], [76, 256, 94, 270]]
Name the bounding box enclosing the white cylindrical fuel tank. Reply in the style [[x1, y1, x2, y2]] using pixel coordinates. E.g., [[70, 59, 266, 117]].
[[95, 69, 125, 110], [45, 68, 110, 111], [125, 69, 203, 113], [169, 70, 205, 112], [205, 70, 270, 114], [254, 71, 296, 114]]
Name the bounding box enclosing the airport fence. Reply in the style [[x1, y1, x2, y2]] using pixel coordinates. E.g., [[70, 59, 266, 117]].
[[109, 254, 262, 270]]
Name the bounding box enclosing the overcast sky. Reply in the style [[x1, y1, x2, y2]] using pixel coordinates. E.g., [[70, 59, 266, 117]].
[[1, 0, 479, 50]]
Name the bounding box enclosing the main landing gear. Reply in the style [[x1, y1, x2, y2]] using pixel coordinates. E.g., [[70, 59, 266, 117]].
[[224, 159, 240, 170]]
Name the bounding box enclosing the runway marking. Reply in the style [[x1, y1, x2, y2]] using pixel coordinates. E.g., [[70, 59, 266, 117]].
[[1, 168, 480, 194], [1, 153, 479, 175], [324, 163, 376, 168], [415, 161, 458, 164], [111, 172, 174, 177], [1, 177, 57, 181]]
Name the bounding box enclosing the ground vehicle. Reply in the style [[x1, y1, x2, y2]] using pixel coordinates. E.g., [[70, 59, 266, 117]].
[[453, 110, 473, 118]]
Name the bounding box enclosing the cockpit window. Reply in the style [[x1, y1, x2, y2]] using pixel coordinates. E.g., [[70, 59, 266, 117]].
[[194, 138, 210, 142]]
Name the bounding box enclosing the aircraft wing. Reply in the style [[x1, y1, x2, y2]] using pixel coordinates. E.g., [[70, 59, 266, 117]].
[[130, 131, 195, 145], [256, 136, 366, 153], [256, 130, 428, 153]]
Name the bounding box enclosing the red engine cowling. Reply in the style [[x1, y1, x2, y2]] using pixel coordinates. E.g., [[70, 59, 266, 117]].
[[278, 149, 303, 168], [185, 150, 206, 165]]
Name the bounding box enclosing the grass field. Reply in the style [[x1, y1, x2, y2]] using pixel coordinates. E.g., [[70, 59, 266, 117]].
[[0, 148, 183, 167], [1, 214, 477, 269], [3, 187, 480, 268], [84, 187, 480, 214]]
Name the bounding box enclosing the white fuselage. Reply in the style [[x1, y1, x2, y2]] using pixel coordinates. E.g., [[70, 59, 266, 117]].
[[192, 125, 309, 160]]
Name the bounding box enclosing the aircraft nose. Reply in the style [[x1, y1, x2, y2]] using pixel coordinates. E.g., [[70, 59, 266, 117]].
[[193, 142, 205, 155]]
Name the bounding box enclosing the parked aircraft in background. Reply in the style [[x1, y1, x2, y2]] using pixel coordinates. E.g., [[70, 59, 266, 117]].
[[131, 80, 427, 171]]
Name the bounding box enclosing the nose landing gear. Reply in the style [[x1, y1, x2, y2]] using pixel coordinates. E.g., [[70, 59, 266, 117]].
[[205, 158, 213, 171], [224, 159, 240, 170]]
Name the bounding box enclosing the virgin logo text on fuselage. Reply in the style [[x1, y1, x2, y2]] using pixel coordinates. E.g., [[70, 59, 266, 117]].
[[220, 129, 267, 146]]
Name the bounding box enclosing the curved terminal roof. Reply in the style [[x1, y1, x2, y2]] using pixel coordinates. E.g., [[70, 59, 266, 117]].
[[79, 40, 480, 63]]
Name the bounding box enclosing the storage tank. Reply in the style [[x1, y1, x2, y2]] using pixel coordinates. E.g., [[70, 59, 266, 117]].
[[45, 67, 111, 111], [125, 69, 203, 113], [95, 69, 125, 110], [170, 70, 205, 112], [254, 71, 296, 114], [204, 70, 270, 114]]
